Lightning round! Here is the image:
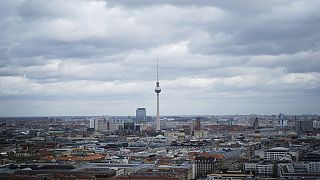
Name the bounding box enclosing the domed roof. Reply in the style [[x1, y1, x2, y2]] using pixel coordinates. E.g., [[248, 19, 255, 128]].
[[155, 134, 166, 139]]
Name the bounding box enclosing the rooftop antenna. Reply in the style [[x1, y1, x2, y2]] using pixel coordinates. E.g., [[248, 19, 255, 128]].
[[157, 59, 159, 82]]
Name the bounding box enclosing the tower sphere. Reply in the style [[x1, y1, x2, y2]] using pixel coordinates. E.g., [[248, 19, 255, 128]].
[[155, 87, 161, 93]]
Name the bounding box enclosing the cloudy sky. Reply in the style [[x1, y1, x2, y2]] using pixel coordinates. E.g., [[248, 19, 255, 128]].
[[0, 0, 320, 116]]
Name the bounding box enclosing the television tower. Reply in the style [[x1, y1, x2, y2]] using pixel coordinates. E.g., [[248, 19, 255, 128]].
[[155, 60, 161, 131]]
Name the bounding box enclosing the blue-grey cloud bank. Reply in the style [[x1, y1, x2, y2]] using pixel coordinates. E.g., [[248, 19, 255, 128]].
[[0, 0, 320, 116]]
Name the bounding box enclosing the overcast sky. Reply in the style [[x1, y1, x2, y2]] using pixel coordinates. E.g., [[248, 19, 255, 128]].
[[0, 0, 320, 116]]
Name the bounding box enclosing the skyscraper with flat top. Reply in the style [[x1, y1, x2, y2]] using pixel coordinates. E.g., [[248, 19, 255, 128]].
[[155, 60, 161, 131], [136, 108, 146, 121]]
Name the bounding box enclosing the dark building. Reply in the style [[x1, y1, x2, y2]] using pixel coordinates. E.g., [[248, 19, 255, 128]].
[[195, 156, 217, 178], [11, 167, 117, 180], [194, 116, 201, 131], [300, 153, 320, 162], [181, 125, 192, 135], [117, 175, 183, 180], [136, 108, 146, 121], [118, 165, 193, 180], [296, 120, 313, 135], [253, 117, 259, 130]]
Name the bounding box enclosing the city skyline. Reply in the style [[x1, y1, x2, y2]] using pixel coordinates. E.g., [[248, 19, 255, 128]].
[[1, 0, 320, 116]]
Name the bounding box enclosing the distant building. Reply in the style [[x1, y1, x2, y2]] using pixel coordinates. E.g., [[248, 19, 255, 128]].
[[134, 123, 144, 131], [194, 116, 201, 131], [136, 108, 146, 121], [307, 162, 320, 173], [257, 127, 279, 137], [217, 120, 230, 126], [164, 130, 185, 141], [195, 156, 217, 178], [278, 163, 320, 179], [94, 117, 109, 131], [93, 116, 132, 132], [300, 152, 320, 162], [264, 147, 291, 161], [313, 120, 320, 129], [296, 120, 313, 135], [244, 163, 274, 176], [229, 117, 235, 125], [258, 119, 273, 128], [207, 171, 253, 180], [130, 164, 194, 180], [10, 164, 117, 180], [82, 163, 153, 176], [89, 118, 95, 129], [194, 150, 242, 177], [193, 130, 209, 139], [274, 113, 288, 127], [253, 117, 259, 130]]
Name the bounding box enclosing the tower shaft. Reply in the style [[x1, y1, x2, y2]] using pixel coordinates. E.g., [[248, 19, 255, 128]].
[[156, 93, 160, 131], [154, 59, 161, 131]]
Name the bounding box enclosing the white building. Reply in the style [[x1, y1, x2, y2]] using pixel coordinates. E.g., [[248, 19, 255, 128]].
[[307, 162, 320, 173], [244, 163, 274, 175], [264, 147, 291, 161], [273, 119, 288, 127], [164, 130, 185, 141], [313, 120, 320, 129], [93, 116, 132, 132], [89, 118, 95, 128], [278, 163, 320, 179], [194, 130, 209, 139], [258, 119, 273, 127]]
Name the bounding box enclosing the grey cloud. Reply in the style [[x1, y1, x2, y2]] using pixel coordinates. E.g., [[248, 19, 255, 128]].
[[246, 51, 320, 73], [18, 0, 67, 21], [188, 0, 320, 55], [0, 0, 319, 115]]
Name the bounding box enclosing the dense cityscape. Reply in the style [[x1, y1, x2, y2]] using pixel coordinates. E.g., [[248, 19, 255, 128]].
[[1, 112, 320, 179], [1, 0, 320, 179]]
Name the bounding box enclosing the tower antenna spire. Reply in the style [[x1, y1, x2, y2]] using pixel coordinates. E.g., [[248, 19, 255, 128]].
[[157, 59, 159, 82]]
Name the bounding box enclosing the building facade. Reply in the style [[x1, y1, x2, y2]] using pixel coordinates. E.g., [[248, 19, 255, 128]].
[[136, 108, 146, 121], [195, 156, 217, 177], [264, 147, 290, 161]]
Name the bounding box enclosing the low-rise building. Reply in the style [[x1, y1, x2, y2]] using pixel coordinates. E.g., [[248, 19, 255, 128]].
[[278, 163, 320, 179], [244, 162, 274, 176], [264, 147, 291, 161]]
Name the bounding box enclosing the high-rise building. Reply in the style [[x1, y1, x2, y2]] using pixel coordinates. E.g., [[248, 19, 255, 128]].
[[89, 118, 95, 129], [253, 117, 259, 130], [155, 60, 161, 131], [136, 108, 146, 121], [194, 116, 201, 131], [296, 120, 314, 135]]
